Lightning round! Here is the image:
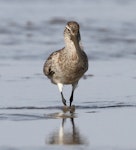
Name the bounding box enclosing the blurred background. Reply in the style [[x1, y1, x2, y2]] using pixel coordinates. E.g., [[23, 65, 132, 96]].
[[0, 1, 136, 149], [0, 0, 136, 61]]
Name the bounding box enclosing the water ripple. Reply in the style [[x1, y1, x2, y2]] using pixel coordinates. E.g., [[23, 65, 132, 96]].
[[0, 101, 135, 121], [0, 101, 136, 111], [0, 113, 45, 121]]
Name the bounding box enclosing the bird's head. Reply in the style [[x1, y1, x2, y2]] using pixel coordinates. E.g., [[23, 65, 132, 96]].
[[64, 21, 81, 41], [65, 21, 79, 35]]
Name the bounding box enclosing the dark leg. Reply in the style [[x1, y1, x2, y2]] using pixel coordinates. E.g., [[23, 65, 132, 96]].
[[69, 82, 78, 107], [61, 92, 67, 106], [70, 90, 74, 107]]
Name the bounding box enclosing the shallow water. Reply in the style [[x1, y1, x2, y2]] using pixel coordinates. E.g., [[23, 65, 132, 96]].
[[0, 60, 136, 150], [0, 0, 136, 149]]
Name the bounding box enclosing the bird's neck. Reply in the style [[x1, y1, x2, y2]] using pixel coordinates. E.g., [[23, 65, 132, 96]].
[[64, 36, 83, 56]]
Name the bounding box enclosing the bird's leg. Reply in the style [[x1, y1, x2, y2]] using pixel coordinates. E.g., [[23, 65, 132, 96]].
[[61, 92, 67, 106], [70, 90, 74, 107], [57, 83, 67, 106], [70, 82, 78, 107]]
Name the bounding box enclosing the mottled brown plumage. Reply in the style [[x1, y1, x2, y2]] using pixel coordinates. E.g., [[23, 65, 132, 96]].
[[43, 21, 88, 106]]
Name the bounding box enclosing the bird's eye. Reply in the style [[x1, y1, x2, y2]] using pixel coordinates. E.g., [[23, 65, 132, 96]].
[[66, 25, 71, 32]]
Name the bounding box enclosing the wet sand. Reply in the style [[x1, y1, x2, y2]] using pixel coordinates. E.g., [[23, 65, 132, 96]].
[[0, 60, 136, 150]]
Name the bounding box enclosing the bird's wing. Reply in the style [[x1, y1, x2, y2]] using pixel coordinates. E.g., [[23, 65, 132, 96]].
[[43, 49, 61, 77]]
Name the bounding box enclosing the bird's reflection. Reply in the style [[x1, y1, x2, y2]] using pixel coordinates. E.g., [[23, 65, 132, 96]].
[[46, 114, 88, 145]]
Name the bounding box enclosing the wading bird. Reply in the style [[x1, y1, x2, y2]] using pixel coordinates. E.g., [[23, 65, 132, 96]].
[[43, 21, 88, 106]]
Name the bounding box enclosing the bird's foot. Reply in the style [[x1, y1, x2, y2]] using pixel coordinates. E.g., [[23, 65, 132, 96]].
[[69, 105, 75, 113], [62, 105, 75, 113], [62, 105, 69, 113]]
